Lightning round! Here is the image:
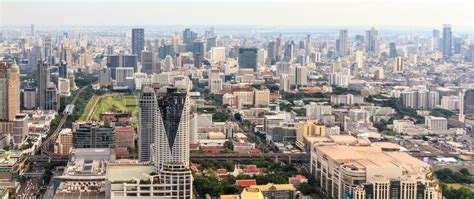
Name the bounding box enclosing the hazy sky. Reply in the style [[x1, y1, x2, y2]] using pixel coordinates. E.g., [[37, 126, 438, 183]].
[[1, 0, 473, 28]]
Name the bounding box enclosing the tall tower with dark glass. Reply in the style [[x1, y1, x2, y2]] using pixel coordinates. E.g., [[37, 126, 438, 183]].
[[131, 28, 145, 59], [442, 24, 452, 59]]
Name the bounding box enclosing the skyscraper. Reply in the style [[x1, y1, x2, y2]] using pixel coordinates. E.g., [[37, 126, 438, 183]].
[[37, 60, 50, 110], [182, 28, 197, 45], [139, 87, 193, 198], [442, 24, 452, 59], [283, 41, 294, 61], [432, 29, 440, 51], [30, 24, 35, 36], [267, 41, 276, 63], [43, 36, 53, 64], [0, 61, 20, 121], [141, 51, 159, 75], [464, 89, 474, 119], [238, 48, 258, 71], [106, 54, 138, 79], [275, 34, 283, 61], [365, 27, 379, 54], [131, 28, 145, 59], [393, 57, 404, 74], [305, 34, 311, 55], [389, 42, 398, 58], [338, 29, 348, 57]]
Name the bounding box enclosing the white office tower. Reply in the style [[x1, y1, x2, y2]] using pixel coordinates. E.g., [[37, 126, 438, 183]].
[[209, 78, 223, 94], [280, 74, 291, 92], [355, 50, 363, 68], [329, 73, 349, 88], [392, 57, 404, 74], [459, 90, 465, 122], [257, 48, 266, 67], [139, 87, 193, 198], [164, 55, 174, 72], [295, 66, 308, 88], [58, 78, 71, 96], [211, 47, 226, 64]]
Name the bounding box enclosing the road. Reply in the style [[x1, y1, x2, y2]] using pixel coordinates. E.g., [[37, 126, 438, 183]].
[[40, 86, 88, 155], [17, 178, 40, 199]]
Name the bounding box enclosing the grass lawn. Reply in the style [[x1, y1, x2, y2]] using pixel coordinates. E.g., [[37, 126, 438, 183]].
[[447, 183, 474, 191], [79, 95, 100, 121], [92, 94, 139, 121]]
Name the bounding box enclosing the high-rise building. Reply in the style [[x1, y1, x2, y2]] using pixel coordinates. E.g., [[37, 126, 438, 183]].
[[238, 48, 258, 71], [58, 61, 68, 78], [55, 128, 73, 155], [0, 61, 20, 121], [275, 34, 283, 61], [139, 87, 193, 198], [442, 24, 452, 59], [338, 29, 348, 57], [283, 41, 294, 61], [29, 45, 43, 70], [98, 68, 112, 87], [141, 51, 159, 75], [45, 86, 59, 111], [469, 44, 474, 64], [432, 29, 440, 51], [453, 37, 462, 54], [267, 41, 276, 63], [211, 47, 226, 63], [37, 60, 50, 110], [192, 39, 206, 59], [392, 57, 404, 74], [106, 54, 138, 79], [131, 28, 145, 59], [355, 50, 363, 68], [182, 28, 197, 45], [154, 87, 190, 168], [305, 35, 311, 55], [138, 87, 156, 161], [365, 27, 379, 54], [43, 36, 53, 64], [73, 122, 115, 148], [12, 114, 28, 145], [30, 24, 35, 36], [389, 42, 398, 58], [464, 89, 474, 119], [158, 44, 174, 59], [22, 87, 36, 110]]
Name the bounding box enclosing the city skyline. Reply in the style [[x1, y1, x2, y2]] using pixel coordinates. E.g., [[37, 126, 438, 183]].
[[1, 0, 473, 28]]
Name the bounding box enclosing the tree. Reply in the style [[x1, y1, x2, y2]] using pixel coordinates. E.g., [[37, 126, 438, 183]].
[[213, 112, 230, 122], [234, 113, 242, 121], [224, 141, 234, 150]]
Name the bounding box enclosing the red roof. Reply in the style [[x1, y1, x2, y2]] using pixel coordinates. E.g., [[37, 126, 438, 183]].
[[244, 165, 259, 173], [201, 147, 225, 152], [235, 179, 257, 187], [114, 147, 129, 155], [114, 126, 135, 134], [289, 175, 307, 181]]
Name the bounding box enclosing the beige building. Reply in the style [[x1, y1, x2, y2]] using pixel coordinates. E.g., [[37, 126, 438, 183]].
[[296, 120, 325, 150], [0, 61, 20, 121], [311, 143, 442, 199], [234, 91, 254, 106], [253, 89, 270, 107], [55, 128, 73, 155]]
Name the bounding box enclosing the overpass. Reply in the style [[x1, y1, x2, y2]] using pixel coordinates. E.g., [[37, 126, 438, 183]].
[[27, 152, 310, 163], [190, 153, 309, 162]]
